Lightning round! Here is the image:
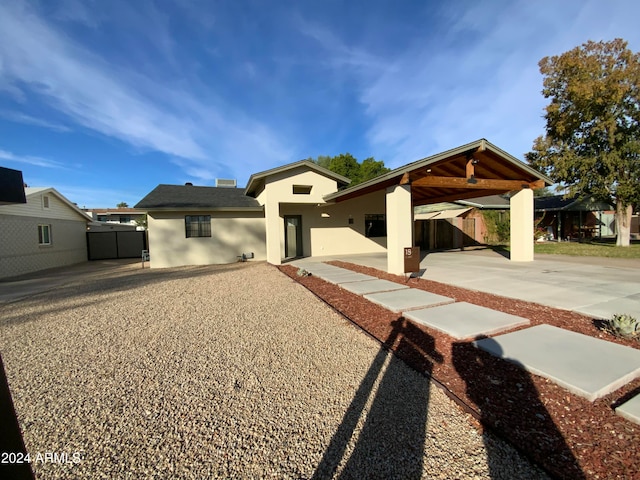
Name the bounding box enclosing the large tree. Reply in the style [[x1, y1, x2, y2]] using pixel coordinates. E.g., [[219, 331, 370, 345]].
[[526, 38, 640, 246], [308, 153, 390, 187]]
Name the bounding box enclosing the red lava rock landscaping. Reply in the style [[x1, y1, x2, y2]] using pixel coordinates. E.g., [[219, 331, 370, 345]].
[[279, 262, 640, 480]]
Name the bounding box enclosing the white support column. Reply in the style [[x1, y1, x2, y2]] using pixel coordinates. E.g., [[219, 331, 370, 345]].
[[386, 184, 413, 274], [510, 188, 534, 262], [265, 199, 282, 265]]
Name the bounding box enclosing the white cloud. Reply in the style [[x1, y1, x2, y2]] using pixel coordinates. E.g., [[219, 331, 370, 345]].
[[0, 1, 293, 182], [0, 149, 65, 168], [0, 110, 72, 132]]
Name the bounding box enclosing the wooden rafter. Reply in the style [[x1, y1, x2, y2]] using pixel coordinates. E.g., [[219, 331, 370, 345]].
[[410, 176, 545, 191]]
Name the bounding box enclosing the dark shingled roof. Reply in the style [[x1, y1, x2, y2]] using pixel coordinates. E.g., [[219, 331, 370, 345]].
[[135, 184, 262, 209], [534, 194, 613, 212], [534, 195, 578, 211]]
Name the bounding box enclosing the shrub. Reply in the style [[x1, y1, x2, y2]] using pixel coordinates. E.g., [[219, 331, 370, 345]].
[[296, 268, 311, 277], [605, 313, 639, 340]]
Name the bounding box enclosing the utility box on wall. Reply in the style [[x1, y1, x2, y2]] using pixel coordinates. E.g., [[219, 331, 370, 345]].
[[403, 246, 420, 274]]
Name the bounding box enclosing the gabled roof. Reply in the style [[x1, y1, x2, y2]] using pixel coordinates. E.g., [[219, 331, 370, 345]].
[[24, 187, 92, 221], [324, 139, 552, 206], [534, 195, 613, 212], [244, 160, 351, 197], [135, 184, 262, 210]]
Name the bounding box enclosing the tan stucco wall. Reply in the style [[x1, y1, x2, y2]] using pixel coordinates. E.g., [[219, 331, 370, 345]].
[[257, 168, 342, 264], [260, 167, 340, 204], [279, 190, 387, 258], [147, 211, 266, 268], [0, 214, 88, 279]]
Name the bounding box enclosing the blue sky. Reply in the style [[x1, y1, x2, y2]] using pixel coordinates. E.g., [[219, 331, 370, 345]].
[[1, 0, 639, 208]]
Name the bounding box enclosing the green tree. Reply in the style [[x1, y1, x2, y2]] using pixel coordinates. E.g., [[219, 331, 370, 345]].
[[117, 202, 129, 208], [360, 157, 390, 183], [526, 38, 640, 246], [328, 153, 361, 184], [310, 153, 390, 187]]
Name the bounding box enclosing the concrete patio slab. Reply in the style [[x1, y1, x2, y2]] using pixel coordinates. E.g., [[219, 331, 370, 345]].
[[474, 324, 640, 401], [340, 279, 409, 295], [364, 289, 453, 313], [405, 302, 530, 339], [574, 296, 640, 320], [615, 393, 640, 425]]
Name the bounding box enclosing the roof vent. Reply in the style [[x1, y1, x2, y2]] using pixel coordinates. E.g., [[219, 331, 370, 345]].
[[185, 182, 193, 186], [215, 178, 237, 188]]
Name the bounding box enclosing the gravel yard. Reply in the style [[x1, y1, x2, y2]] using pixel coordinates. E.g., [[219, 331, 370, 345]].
[[0, 261, 547, 479]]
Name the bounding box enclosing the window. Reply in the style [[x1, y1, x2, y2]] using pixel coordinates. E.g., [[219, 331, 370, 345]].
[[43, 196, 50, 208], [97, 215, 108, 222], [185, 215, 211, 238], [292, 185, 312, 195], [365, 214, 386, 237], [38, 225, 51, 245], [119, 216, 131, 223]]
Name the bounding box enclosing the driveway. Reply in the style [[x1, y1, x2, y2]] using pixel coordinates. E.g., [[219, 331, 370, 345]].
[[313, 249, 640, 320]]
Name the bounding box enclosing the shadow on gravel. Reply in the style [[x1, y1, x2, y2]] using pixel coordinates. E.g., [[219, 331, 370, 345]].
[[452, 340, 585, 479], [0, 354, 34, 480], [312, 318, 442, 479]]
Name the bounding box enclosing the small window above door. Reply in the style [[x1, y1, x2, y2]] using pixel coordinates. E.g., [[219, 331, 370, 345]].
[[292, 185, 312, 195]]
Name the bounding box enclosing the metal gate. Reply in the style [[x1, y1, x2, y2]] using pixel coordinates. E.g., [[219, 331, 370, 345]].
[[86, 231, 148, 260]]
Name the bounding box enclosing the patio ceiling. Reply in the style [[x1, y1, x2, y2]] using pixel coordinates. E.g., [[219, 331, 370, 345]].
[[324, 139, 551, 207]]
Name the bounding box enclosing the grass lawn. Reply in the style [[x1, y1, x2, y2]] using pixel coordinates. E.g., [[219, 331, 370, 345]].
[[533, 238, 640, 258]]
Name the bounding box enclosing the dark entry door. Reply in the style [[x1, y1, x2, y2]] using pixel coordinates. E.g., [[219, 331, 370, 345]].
[[284, 215, 303, 258]]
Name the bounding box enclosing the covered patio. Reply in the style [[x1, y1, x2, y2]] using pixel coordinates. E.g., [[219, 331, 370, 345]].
[[323, 139, 552, 274]]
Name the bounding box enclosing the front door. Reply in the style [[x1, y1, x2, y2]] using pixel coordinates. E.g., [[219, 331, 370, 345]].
[[284, 215, 303, 258]]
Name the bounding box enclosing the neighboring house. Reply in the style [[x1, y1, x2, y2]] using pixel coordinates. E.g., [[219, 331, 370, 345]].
[[0, 188, 92, 279], [534, 195, 615, 241], [84, 208, 147, 230], [414, 194, 510, 249], [136, 139, 551, 274]]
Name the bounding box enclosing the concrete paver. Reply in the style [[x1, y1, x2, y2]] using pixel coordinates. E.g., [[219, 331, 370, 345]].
[[474, 324, 640, 401], [316, 271, 377, 284], [404, 302, 530, 340], [340, 279, 409, 295], [615, 393, 640, 425], [364, 289, 454, 313]]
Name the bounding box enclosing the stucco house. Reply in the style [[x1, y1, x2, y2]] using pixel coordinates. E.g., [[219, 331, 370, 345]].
[[136, 139, 552, 274], [0, 187, 92, 279]]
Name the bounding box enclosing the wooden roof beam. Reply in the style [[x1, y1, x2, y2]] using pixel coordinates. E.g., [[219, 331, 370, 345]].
[[411, 176, 545, 191]]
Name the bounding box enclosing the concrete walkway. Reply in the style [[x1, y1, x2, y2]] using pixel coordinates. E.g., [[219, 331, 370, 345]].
[[302, 249, 640, 320], [293, 255, 640, 420]]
